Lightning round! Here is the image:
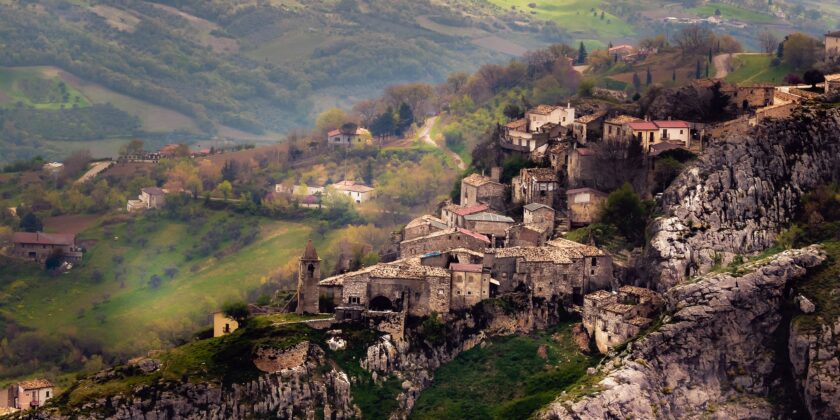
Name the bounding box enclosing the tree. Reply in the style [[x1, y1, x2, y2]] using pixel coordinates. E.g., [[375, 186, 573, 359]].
[[782, 33, 821, 70], [121, 139, 145, 156], [396, 102, 414, 135], [503, 103, 523, 120], [632, 72, 642, 91], [577, 42, 587, 65], [315, 108, 349, 137], [600, 183, 648, 246], [653, 157, 683, 194], [758, 31, 779, 54], [20, 212, 43, 232], [222, 301, 251, 325], [45, 249, 64, 270], [646, 67, 652, 86], [803, 69, 825, 88], [221, 160, 238, 182], [370, 108, 396, 136], [674, 25, 714, 56], [217, 180, 233, 201], [149, 274, 162, 288]]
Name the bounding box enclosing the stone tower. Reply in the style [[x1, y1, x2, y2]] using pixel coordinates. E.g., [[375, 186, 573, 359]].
[[296, 239, 321, 314]]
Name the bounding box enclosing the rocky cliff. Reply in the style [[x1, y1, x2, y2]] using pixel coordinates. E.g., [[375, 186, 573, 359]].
[[645, 107, 840, 291], [789, 309, 840, 418], [541, 246, 828, 419]]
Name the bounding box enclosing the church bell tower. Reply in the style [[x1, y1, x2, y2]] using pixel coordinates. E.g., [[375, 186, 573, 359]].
[[296, 239, 321, 314]]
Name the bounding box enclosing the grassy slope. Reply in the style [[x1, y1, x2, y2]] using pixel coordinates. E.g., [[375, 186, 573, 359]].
[[0, 211, 319, 356], [725, 54, 794, 85], [411, 322, 598, 419], [487, 0, 636, 41], [690, 2, 776, 24], [0, 67, 90, 109]]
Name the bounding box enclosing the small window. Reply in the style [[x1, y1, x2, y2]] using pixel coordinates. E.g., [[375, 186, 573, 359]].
[[467, 291, 472, 295], [590, 269, 595, 275], [591, 257, 597, 266]]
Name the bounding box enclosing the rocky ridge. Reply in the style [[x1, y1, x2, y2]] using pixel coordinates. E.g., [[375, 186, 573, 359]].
[[645, 107, 840, 291], [541, 246, 827, 419]]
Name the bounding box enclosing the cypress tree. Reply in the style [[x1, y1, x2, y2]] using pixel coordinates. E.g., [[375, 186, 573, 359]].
[[578, 42, 588, 64], [646, 67, 652, 85]]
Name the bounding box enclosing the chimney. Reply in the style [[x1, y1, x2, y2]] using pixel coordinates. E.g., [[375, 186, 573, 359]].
[[490, 167, 502, 182]]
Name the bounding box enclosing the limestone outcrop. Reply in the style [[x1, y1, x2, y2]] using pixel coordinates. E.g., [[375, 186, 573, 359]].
[[541, 246, 827, 419], [645, 107, 840, 291], [789, 318, 840, 418]]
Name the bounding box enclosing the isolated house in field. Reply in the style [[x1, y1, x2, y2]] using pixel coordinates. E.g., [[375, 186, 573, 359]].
[[460, 171, 506, 211], [826, 31, 840, 59], [10, 232, 83, 264], [327, 126, 371, 147], [332, 181, 375, 203], [608, 44, 635, 61], [213, 311, 239, 337], [567, 188, 607, 226], [127, 187, 166, 212], [2, 379, 54, 411]]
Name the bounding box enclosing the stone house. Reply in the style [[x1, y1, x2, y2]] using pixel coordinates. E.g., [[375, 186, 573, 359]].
[[566, 188, 607, 226], [500, 104, 574, 155], [460, 171, 507, 211], [127, 187, 166, 212], [566, 147, 599, 189], [571, 111, 606, 143], [548, 142, 572, 173], [441, 203, 490, 228], [449, 263, 494, 311], [10, 232, 83, 264], [582, 286, 663, 353], [404, 215, 448, 241], [523, 203, 555, 233], [825, 73, 840, 95], [462, 212, 515, 247], [212, 312, 239, 337], [399, 227, 491, 258], [2, 379, 54, 411], [602, 115, 639, 142], [327, 126, 371, 147], [486, 238, 612, 303], [608, 44, 635, 61], [526, 104, 575, 130], [513, 167, 559, 207], [827, 31, 840, 59], [731, 84, 775, 111], [332, 180, 374, 203], [505, 224, 546, 248]]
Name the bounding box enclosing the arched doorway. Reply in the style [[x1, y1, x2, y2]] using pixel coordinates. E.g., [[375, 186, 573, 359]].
[[369, 295, 396, 311]]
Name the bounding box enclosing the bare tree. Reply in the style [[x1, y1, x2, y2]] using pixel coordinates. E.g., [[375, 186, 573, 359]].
[[758, 31, 779, 54], [673, 25, 714, 56], [591, 137, 644, 191]]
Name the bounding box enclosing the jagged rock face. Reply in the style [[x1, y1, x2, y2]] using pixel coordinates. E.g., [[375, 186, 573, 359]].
[[39, 347, 357, 420], [541, 246, 827, 419], [789, 318, 840, 418], [645, 108, 840, 291]]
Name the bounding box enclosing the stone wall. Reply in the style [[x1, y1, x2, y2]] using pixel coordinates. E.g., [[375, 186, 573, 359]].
[[645, 107, 840, 290], [253, 342, 311, 373]]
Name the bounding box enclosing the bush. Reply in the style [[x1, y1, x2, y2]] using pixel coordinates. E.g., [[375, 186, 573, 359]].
[[600, 184, 649, 246], [222, 301, 251, 325]]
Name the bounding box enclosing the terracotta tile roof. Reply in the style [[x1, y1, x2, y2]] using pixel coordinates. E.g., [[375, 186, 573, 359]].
[[546, 238, 605, 257], [12, 232, 75, 246], [605, 115, 639, 125], [585, 290, 615, 302], [566, 187, 607, 197], [18, 379, 53, 390], [462, 173, 500, 187], [505, 118, 528, 130], [653, 120, 690, 129], [332, 180, 374, 193], [445, 203, 490, 216], [405, 215, 447, 231], [528, 104, 560, 115], [327, 129, 341, 137], [575, 111, 607, 124], [450, 263, 482, 273], [457, 227, 491, 243], [575, 147, 596, 156], [495, 246, 575, 264], [626, 121, 659, 131], [319, 256, 450, 286], [522, 167, 557, 182], [618, 285, 661, 301]]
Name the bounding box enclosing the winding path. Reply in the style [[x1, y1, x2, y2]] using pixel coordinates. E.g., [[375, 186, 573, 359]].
[[713, 52, 764, 79], [418, 116, 466, 170]]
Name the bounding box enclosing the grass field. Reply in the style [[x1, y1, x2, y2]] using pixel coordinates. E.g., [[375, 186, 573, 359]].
[[0, 211, 327, 358], [411, 322, 598, 419], [487, 0, 636, 41], [725, 54, 794, 85], [690, 2, 776, 24], [0, 67, 90, 110]]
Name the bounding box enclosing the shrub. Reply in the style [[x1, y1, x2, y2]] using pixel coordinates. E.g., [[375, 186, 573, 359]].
[[600, 184, 649, 246]]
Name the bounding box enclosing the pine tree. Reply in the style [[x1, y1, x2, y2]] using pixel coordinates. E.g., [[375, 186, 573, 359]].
[[646, 67, 652, 85], [705, 63, 710, 77], [578, 42, 588, 64], [708, 48, 713, 63]]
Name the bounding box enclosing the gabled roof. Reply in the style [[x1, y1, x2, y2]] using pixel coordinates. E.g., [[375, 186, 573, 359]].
[[400, 227, 491, 245], [464, 212, 514, 223], [505, 118, 528, 130], [524, 202, 554, 212], [12, 232, 75, 246], [605, 115, 639, 125], [575, 111, 607, 124], [18, 379, 53, 390], [626, 121, 659, 131], [546, 238, 605, 257], [653, 120, 690, 129], [522, 167, 557, 182], [450, 263, 482, 273], [332, 180, 374, 193], [609, 44, 635, 52], [528, 104, 560, 115], [141, 187, 165, 196], [462, 173, 501, 187], [302, 239, 319, 260], [405, 215, 448, 231], [445, 203, 490, 216], [649, 141, 688, 157]]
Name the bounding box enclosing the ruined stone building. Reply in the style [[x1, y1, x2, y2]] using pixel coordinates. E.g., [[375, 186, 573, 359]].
[[582, 286, 663, 353], [500, 104, 574, 155], [440, 203, 490, 228], [505, 224, 547, 248], [462, 212, 514, 247], [512, 167, 559, 207], [403, 215, 448, 241], [460, 171, 507, 211], [523, 203, 555, 234], [827, 31, 840, 59], [571, 111, 607, 143], [566, 187, 607, 227]]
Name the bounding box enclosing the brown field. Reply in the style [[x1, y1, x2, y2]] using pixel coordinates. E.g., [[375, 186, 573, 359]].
[[101, 162, 155, 180], [43, 214, 102, 235], [198, 144, 288, 168], [608, 52, 708, 87]]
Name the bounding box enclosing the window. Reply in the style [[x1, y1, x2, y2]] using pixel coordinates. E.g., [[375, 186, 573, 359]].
[[467, 291, 472, 295], [349, 296, 360, 304], [457, 290, 461, 295], [46, 391, 50, 398], [591, 257, 597, 266], [680, 129, 684, 134], [590, 269, 595, 275]]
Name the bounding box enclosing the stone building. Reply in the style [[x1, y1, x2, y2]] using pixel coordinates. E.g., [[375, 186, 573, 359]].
[[399, 227, 491, 258], [571, 111, 606, 143], [548, 142, 572, 173], [827, 31, 840, 59], [295, 240, 321, 314], [505, 224, 546, 248], [449, 263, 494, 311], [127, 187, 166, 212], [462, 212, 514, 247], [10, 232, 83, 265], [460, 172, 507, 211], [825, 73, 840, 96], [602, 115, 638, 142], [332, 180, 375, 204], [526, 104, 575, 130], [1, 379, 54, 411], [500, 104, 574, 155], [486, 238, 613, 303], [441, 203, 490, 228], [523, 202, 555, 234], [731, 84, 775, 111], [403, 215, 448, 241], [567, 147, 600, 189], [512, 167, 559, 207], [582, 286, 663, 353], [566, 187, 607, 226]]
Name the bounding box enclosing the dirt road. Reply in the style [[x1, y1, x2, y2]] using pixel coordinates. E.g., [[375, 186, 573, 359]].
[[418, 116, 466, 171], [713, 52, 763, 79], [75, 161, 112, 184]]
